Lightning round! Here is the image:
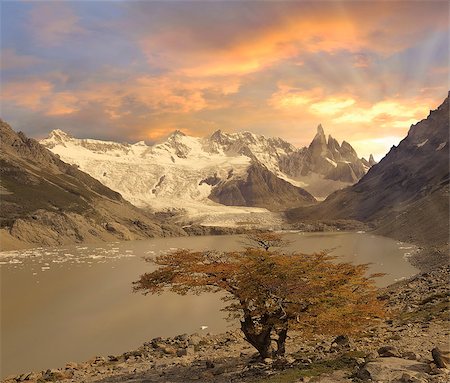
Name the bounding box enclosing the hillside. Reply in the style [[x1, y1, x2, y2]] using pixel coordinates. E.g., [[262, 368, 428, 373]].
[[287, 93, 449, 250], [0, 120, 185, 250]]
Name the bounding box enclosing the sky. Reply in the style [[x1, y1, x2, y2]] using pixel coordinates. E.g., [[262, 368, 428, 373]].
[[1, 0, 448, 160]]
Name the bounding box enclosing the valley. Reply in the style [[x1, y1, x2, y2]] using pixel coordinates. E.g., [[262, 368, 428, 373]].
[[0, 95, 448, 382], [0, 232, 419, 378], [2, 2, 449, 382]]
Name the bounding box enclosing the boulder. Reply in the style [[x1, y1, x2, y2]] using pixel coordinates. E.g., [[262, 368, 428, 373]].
[[432, 347, 449, 368], [378, 345, 401, 358], [357, 357, 430, 381]]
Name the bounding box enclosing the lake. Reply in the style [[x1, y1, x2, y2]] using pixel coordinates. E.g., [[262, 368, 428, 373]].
[[0, 232, 418, 377]]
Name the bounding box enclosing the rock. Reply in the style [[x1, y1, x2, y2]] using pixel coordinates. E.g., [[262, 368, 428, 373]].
[[263, 358, 273, 365], [356, 357, 366, 366], [357, 357, 430, 382], [64, 362, 79, 369], [432, 347, 448, 368], [189, 334, 203, 346], [378, 345, 401, 357], [175, 333, 189, 342], [400, 372, 427, 383], [88, 355, 106, 365], [402, 351, 419, 360], [330, 335, 350, 351], [159, 344, 177, 356], [16, 372, 32, 381], [205, 359, 215, 369], [41, 369, 70, 381], [285, 356, 296, 364], [176, 348, 187, 357]]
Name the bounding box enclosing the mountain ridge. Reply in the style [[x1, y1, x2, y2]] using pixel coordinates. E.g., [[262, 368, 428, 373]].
[[40, 125, 373, 221]]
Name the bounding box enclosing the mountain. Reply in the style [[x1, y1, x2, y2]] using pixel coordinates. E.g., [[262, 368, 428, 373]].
[[278, 124, 370, 184], [40, 126, 372, 223], [287, 93, 449, 249], [209, 163, 316, 211], [0, 120, 185, 250]]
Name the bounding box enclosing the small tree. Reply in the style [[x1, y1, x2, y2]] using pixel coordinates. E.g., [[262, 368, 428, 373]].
[[244, 231, 290, 251], [134, 242, 385, 359]]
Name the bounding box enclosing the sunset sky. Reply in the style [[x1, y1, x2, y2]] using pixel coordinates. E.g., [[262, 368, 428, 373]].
[[1, 0, 448, 160]]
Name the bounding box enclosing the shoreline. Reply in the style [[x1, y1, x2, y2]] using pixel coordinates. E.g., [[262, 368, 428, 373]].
[[3, 265, 448, 383], [2, 222, 447, 380]]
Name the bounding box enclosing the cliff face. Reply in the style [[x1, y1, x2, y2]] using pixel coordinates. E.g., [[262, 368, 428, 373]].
[[287, 94, 450, 247], [0, 120, 185, 250]]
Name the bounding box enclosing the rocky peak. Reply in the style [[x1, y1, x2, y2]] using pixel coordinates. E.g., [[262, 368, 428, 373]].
[[316, 124, 325, 137], [310, 124, 326, 145], [169, 129, 186, 138], [132, 140, 147, 147], [327, 135, 341, 153], [369, 154, 377, 166], [308, 124, 328, 158]]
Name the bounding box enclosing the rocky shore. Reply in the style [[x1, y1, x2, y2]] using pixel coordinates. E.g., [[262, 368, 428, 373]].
[[4, 265, 448, 383]]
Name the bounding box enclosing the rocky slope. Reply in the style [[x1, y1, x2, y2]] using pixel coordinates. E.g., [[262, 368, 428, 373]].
[[287, 93, 449, 251], [5, 266, 448, 383], [40, 126, 373, 222], [210, 163, 316, 211], [0, 120, 185, 251]]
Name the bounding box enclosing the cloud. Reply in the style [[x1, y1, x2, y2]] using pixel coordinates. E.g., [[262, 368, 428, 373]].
[[333, 99, 430, 127], [1, 0, 448, 161], [28, 2, 86, 46], [125, 1, 449, 78], [1, 72, 241, 123], [1, 48, 42, 70], [2, 80, 53, 110]]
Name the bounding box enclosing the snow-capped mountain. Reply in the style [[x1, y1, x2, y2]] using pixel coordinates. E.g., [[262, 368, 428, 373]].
[[40, 127, 373, 224]]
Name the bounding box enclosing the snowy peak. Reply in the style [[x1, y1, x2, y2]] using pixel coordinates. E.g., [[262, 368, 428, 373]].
[[132, 140, 147, 147], [42, 129, 74, 148]]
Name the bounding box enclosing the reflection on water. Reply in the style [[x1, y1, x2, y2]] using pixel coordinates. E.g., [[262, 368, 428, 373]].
[[0, 232, 418, 377]]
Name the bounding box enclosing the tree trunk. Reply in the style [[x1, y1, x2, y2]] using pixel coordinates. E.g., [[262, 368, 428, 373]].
[[240, 314, 273, 359], [275, 325, 288, 357]]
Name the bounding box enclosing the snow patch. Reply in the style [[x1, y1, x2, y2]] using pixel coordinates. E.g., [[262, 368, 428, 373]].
[[436, 142, 447, 151], [325, 157, 338, 167], [416, 139, 428, 147]]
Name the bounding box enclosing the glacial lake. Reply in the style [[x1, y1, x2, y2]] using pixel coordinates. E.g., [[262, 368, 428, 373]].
[[0, 232, 418, 377]]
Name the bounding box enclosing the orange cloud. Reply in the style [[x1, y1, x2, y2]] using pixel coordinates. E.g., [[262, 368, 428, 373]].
[[334, 100, 430, 127], [136, 3, 447, 79], [139, 15, 361, 78], [46, 93, 80, 116], [1, 80, 53, 110], [1, 73, 240, 120], [268, 86, 323, 110], [310, 98, 356, 115]]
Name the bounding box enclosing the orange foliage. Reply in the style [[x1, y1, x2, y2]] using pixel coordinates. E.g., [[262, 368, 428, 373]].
[[134, 238, 385, 358]]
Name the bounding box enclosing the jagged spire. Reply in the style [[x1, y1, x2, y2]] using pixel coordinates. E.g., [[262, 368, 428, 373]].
[[317, 124, 325, 137], [369, 154, 377, 166]]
